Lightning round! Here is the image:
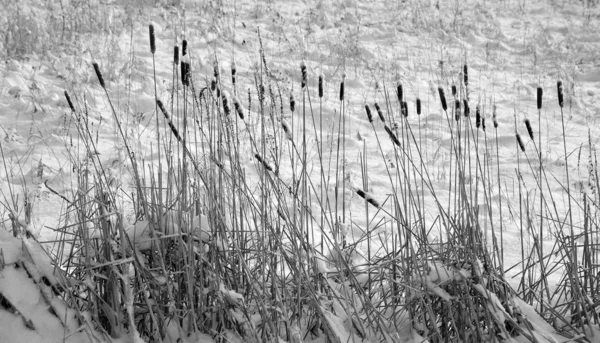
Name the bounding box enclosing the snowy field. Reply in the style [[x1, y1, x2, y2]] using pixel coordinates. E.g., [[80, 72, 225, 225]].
[[1, 0, 600, 342]]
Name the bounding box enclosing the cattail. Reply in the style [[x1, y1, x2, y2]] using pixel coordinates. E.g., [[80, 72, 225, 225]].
[[482, 118, 486, 131], [365, 104, 373, 123], [402, 101, 408, 117], [524, 119, 534, 140], [356, 189, 380, 208], [318, 75, 323, 98], [231, 61, 237, 87], [213, 61, 219, 79], [438, 87, 447, 111], [384, 125, 401, 146], [173, 46, 179, 65], [339, 81, 344, 101], [281, 120, 292, 141], [233, 96, 244, 120], [397, 84, 403, 103], [516, 133, 525, 152], [300, 61, 307, 89], [64, 91, 75, 112], [92, 62, 105, 89], [537, 86, 543, 110], [557, 80, 564, 108], [222, 91, 231, 116], [475, 105, 481, 128], [149, 24, 156, 54], [180, 61, 189, 86], [451, 84, 457, 97], [463, 64, 469, 88], [416, 98, 421, 115], [463, 99, 470, 117], [493, 104, 498, 128], [157, 99, 181, 142], [182, 39, 188, 56], [255, 154, 273, 172], [374, 103, 385, 122], [454, 99, 461, 121], [211, 80, 217, 91], [290, 93, 296, 112]]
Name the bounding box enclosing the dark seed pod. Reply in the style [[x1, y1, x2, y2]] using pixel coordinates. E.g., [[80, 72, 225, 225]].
[[374, 103, 385, 122], [416, 98, 421, 115], [475, 105, 481, 128], [149, 24, 156, 54], [463, 99, 470, 117], [384, 125, 401, 146], [300, 62, 307, 89], [451, 84, 457, 97], [365, 104, 373, 123], [211, 79, 216, 91], [64, 91, 75, 112], [516, 133, 525, 152], [222, 92, 231, 116], [482, 117, 486, 131], [231, 61, 237, 84], [290, 93, 296, 112], [524, 119, 534, 140], [180, 61, 189, 86], [356, 189, 380, 208], [339, 81, 344, 101], [182, 39, 188, 56], [455, 99, 461, 121], [463, 64, 468, 88], [537, 87, 543, 110], [255, 154, 273, 172], [397, 84, 403, 103], [157, 99, 181, 142], [438, 87, 447, 111], [402, 101, 408, 117], [233, 96, 244, 120], [557, 80, 564, 108], [173, 46, 179, 65], [318, 75, 323, 98], [493, 104, 498, 128], [92, 62, 105, 89], [213, 61, 219, 79]]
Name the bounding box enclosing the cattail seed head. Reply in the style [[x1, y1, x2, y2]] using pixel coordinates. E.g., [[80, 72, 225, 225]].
[[281, 120, 292, 141], [182, 39, 188, 56], [463, 99, 470, 117], [300, 61, 307, 89], [463, 64, 468, 87], [213, 61, 219, 79], [149, 24, 156, 54], [537, 86, 543, 110], [516, 133, 525, 152], [374, 103, 385, 122], [493, 104, 498, 128], [384, 125, 401, 146], [92, 62, 105, 89], [339, 81, 345, 101], [482, 117, 486, 131], [402, 101, 408, 117], [211, 79, 216, 91], [255, 153, 273, 172], [451, 84, 457, 97], [157, 99, 182, 142], [475, 105, 481, 128], [180, 61, 189, 86], [416, 98, 421, 115], [397, 84, 403, 103], [173, 45, 179, 65], [454, 99, 461, 121], [557, 80, 564, 108], [365, 104, 373, 123], [318, 75, 323, 98], [233, 96, 244, 120], [290, 93, 296, 112], [64, 91, 75, 112], [356, 189, 380, 208], [524, 119, 534, 140], [222, 91, 231, 116], [438, 87, 447, 111]]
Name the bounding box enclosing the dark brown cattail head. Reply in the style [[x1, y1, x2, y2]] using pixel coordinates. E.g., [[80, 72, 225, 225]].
[[180, 61, 189, 86], [213, 61, 219, 79], [482, 117, 486, 131], [374, 103, 385, 122], [537, 86, 543, 110], [416, 98, 421, 115], [233, 96, 244, 120], [493, 104, 498, 128], [290, 93, 296, 112], [318, 75, 323, 98], [454, 99, 461, 121], [524, 119, 534, 140], [451, 84, 457, 97], [557, 80, 564, 108], [463, 64, 468, 88], [64, 91, 75, 112], [300, 61, 307, 89], [92, 62, 105, 89], [339, 81, 344, 101], [384, 125, 401, 146], [157, 99, 168, 118], [222, 91, 231, 116], [402, 101, 408, 117], [211, 79, 216, 91], [254, 154, 273, 172], [149, 24, 156, 54], [173, 45, 179, 65], [397, 84, 403, 103], [438, 87, 447, 111], [516, 133, 525, 152], [475, 105, 481, 128], [356, 189, 380, 208], [157, 99, 182, 142], [463, 99, 470, 117], [182, 39, 188, 56], [365, 104, 373, 123]]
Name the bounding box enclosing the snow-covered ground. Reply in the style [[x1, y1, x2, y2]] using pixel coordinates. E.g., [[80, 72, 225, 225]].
[[1, 0, 600, 342]]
